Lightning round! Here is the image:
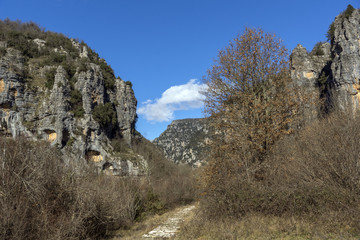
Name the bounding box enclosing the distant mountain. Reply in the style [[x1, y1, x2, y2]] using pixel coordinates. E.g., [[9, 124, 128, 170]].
[[153, 118, 211, 167]]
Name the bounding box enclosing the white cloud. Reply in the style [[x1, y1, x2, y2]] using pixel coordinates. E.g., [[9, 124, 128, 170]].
[[138, 79, 208, 122]]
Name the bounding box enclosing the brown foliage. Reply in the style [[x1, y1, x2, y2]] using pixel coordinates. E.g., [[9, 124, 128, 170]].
[[132, 134, 196, 209], [0, 136, 196, 239], [0, 137, 143, 239], [199, 110, 360, 227], [199, 28, 360, 232], [204, 27, 299, 156], [200, 28, 301, 218]]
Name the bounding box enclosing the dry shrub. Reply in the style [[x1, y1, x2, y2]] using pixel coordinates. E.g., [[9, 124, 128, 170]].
[[0, 133, 196, 239], [0, 137, 143, 240], [132, 134, 196, 214], [199, 110, 360, 225], [179, 212, 360, 240], [267, 110, 360, 215]]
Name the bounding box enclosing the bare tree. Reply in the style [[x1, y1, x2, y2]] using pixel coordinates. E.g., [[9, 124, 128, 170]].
[[204, 27, 299, 157]]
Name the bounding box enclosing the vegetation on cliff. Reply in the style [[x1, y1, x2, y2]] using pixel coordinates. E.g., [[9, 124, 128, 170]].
[[327, 4, 355, 41], [0, 19, 125, 128]]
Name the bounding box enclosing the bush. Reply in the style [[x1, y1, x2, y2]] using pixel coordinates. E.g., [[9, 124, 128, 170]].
[[0, 137, 144, 239], [99, 60, 115, 89], [61, 61, 76, 79], [131, 134, 196, 209], [69, 89, 84, 118], [311, 42, 325, 56], [93, 102, 117, 127], [199, 111, 360, 222], [125, 80, 132, 87], [111, 138, 130, 152], [343, 4, 355, 19], [326, 22, 335, 42], [77, 58, 88, 73], [45, 68, 57, 89]]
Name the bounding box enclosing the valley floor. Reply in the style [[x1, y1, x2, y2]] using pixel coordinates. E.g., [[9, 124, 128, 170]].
[[108, 204, 196, 239]]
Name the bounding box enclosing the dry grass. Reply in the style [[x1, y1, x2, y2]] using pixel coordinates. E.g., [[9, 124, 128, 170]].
[[191, 110, 360, 238], [178, 211, 360, 240]]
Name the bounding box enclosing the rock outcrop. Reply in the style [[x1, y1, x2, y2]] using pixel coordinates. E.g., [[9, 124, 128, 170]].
[[290, 42, 332, 123], [0, 20, 146, 176], [153, 118, 210, 167], [291, 5, 360, 118], [329, 7, 360, 111]]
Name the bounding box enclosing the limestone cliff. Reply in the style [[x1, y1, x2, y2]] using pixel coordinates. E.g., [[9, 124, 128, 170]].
[[291, 5, 360, 118], [153, 118, 210, 167], [0, 20, 146, 176]]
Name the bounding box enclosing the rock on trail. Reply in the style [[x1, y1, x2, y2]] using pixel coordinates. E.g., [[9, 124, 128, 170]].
[[142, 205, 195, 239]]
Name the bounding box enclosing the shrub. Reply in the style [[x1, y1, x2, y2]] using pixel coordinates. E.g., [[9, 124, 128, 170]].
[[49, 51, 66, 64], [111, 138, 130, 152], [69, 89, 84, 118], [45, 68, 57, 89], [61, 61, 76, 79], [5, 30, 40, 58], [199, 110, 360, 222], [326, 22, 335, 42], [125, 80, 132, 87], [99, 60, 115, 89], [311, 42, 325, 56], [0, 137, 144, 239], [77, 58, 88, 73], [131, 134, 196, 208], [343, 4, 355, 19], [92, 102, 117, 127]]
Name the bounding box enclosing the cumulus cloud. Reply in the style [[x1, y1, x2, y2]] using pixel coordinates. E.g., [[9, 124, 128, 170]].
[[138, 79, 208, 122]]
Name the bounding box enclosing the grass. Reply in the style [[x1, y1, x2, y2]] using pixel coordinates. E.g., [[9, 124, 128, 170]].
[[178, 212, 360, 240]]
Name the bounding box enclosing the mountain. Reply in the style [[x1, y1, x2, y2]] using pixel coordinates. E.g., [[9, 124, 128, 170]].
[[153, 118, 211, 167], [290, 5, 360, 122], [0, 19, 146, 176]]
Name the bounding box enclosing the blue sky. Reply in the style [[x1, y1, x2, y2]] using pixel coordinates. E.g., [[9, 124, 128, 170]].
[[0, 0, 358, 140]]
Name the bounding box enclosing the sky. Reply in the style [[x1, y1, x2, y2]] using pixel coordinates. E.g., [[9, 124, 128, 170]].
[[0, 0, 359, 140]]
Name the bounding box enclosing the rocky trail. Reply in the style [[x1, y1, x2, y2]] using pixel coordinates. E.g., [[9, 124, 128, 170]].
[[142, 205, 195, 239], [110, 204, 196, 240]]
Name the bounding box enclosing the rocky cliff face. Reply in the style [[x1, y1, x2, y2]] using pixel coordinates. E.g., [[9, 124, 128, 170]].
[[330, 7, 360, 111], [0, 20, 146, 176], [291, 5, 360, 118], [153, 118, 210, 167], [290, 42, 332, 123]]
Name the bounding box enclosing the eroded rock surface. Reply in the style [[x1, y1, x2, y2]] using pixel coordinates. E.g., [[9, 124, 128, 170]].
[[153, 118, 210, 167], [0, 24, 146, 176], [291, 6, 360, 118]]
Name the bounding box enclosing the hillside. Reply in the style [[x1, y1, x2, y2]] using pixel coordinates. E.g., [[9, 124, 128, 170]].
[[0, 19, 145, 175], [153, 118, 210, 167]]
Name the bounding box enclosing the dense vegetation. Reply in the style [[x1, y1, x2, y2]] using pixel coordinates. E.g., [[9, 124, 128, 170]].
[[0, 136, 195, 239], [92, 102, 117, 128]]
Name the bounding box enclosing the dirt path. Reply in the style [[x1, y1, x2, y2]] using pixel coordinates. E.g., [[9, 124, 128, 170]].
[[141, 205, 195, 239]]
